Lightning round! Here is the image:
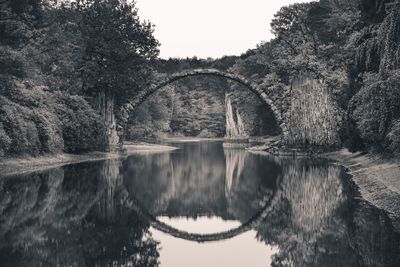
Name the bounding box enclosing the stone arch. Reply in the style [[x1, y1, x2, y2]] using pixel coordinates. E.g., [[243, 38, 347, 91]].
[[118, 69, 289, 146]]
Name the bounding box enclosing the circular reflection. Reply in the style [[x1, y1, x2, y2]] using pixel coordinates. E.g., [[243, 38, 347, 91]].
[[128, 174, 282, 243], [123, 141, 283, 242], [156, 216, 242, 234]]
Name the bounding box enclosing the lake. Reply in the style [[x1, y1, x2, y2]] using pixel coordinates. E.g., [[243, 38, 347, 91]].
[[0, 141, 399, 266]]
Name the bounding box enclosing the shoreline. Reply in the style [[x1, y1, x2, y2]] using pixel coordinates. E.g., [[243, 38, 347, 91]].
[[124, 141, 179, 153], [324, 149, 400, 230], [0, 152, 125, 177], [160, 137, 224, 142], [0, 142, 179, 177]]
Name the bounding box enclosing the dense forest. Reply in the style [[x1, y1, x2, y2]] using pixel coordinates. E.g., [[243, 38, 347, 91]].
[[1, 0, 400, 157], [0, 0, 158, 156]]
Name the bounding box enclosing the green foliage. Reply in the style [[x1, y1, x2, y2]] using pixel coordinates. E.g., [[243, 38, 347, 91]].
[[354, 7, 400, 75], [346, 6, 400, 155], [54, 93, 105, 153], [358, 0, 389, 23], [0, 93, 61, 156], [125, 65, 280, 140], [227, 0, 400, 155], [31, 6, 85, 94], [0, 0, 160, 155], [232, 1, 360, 116], [79, 0, 159, 104], [349, 71, 400, 154], [126, 77, 227, 140], [386, 119, 400, 156], [0, 47, 26, 79], [0, 0, 42, 47], [378, 8, 400, 75], [126, 87, 173, 140], [0, 84, 105, 157], [2, 0, 399, 156]]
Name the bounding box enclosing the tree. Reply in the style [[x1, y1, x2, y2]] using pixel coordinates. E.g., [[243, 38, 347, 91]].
[[79, 0, 159, 105], [0, 0, 42, 46]]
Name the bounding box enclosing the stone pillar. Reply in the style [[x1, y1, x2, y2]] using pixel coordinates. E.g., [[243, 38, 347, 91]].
[[95, 89, 120, 152]]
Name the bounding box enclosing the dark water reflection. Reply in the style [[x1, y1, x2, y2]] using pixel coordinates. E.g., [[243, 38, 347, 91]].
[[0, 141, 399, 267]]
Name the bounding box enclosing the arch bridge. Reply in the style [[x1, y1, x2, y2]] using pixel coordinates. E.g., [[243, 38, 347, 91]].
[[116, 68, 289, 146]]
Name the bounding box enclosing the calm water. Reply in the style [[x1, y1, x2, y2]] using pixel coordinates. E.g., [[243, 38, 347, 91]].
[[0, 141, 399, 267]]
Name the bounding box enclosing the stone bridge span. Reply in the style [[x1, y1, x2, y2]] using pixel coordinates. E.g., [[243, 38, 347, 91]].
[[116, 68, 289, 147]]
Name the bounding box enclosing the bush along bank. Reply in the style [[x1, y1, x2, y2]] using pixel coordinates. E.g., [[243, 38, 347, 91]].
[[0, 81, 106, 158]]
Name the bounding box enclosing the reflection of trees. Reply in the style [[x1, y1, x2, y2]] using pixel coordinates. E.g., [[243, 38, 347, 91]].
[[281, 160, 344, 235], [349, 202, 400, 267], [250, 159, 400, 267], [165, 142, 227, 216], [124, 143, 229, 218], [124, 143, 280, 221], [124, 153, 179, 214], [226, 154, 281, 222], [0, 160, 159, 267], [266, 160, 349, 266], [224, 148, 247, 196], [96, 159, 123, 222]]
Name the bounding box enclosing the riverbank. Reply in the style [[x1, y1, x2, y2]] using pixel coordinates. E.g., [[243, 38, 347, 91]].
[[0, 142, 179, 177], [324, 149, 400, 230], [0, 152, 124, 177]]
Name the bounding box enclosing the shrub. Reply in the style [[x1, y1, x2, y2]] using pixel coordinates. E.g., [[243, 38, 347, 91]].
[[0, 122, 12, 157], [349, 72, 400, 154], [32, 109, 64, 154], [0, 84, 105, 158], [0, 96, 41, 156], [54, 93, 105, 153], [386, 120, 400, 156]]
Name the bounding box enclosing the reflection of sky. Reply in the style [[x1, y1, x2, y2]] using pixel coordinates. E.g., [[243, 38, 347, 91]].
[[151, 216, 278, 267]]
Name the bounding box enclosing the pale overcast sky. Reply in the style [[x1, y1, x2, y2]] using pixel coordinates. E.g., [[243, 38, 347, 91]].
[[135, 0, 314, 59]]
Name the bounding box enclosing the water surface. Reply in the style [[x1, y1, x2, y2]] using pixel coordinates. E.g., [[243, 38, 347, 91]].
[[0, 141, 399, 266]]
